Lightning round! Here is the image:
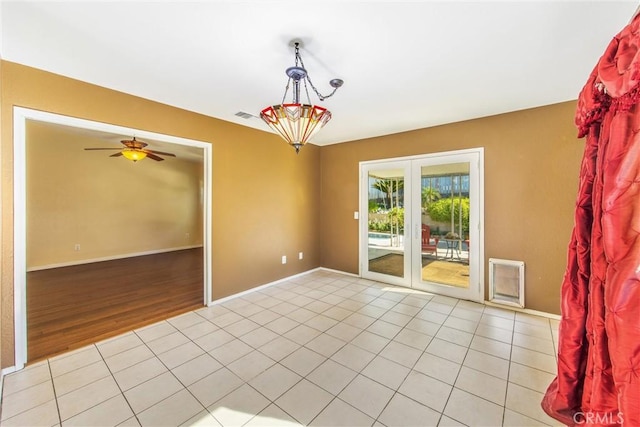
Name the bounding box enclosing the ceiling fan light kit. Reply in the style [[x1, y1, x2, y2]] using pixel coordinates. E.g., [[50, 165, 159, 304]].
[[121, 148, 148, 162], [84, 137, 177, 162], [260, 40, 343, 154]]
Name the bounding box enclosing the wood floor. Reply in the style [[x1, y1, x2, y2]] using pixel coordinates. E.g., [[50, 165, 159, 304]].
[[27, 248, 204, 363]]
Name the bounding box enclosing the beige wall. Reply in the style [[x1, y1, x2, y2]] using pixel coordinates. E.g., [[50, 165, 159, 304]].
[[26, 120, 204, 268], [1, 61, 321, 368], [319, 102, 584, 315], [1, 59, 584, 369]]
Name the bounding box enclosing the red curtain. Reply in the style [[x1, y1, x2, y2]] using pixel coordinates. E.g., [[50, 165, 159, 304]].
[[542, 14, 640, 427]]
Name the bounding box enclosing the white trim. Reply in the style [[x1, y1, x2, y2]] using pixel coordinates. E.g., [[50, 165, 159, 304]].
[[359, 159, 414, 289], [359, 148, 484, 303], [27, 245, 204, 272], [0, 366, 19, 403], [410, 149, 484, 302], [13, 111, 27, 371], [358, 168, 363, 278], [317, 267, 360, 277], [484, 300, 561, 320], [207, 268, 323, 306], [204, 265, 561, 323], [12, 107, 213, 368], [0, 366, 17, 378], [359, 147, 486, 167], [204, 140, 213, 306], [488, 258, 525, 308], [316, 269, 558, 320]]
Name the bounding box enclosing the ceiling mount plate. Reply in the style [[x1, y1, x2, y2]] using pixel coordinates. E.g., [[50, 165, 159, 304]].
[[288, 38, 305, 49]]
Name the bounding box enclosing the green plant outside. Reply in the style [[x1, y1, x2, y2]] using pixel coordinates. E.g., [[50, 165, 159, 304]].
[[421, 186, 441, 211], [368, 218, 391, 232], [427, 197, 470, 233], [367, 207, 405, 233], [372, 179, 404, 210], [388, 207, 405, 233]]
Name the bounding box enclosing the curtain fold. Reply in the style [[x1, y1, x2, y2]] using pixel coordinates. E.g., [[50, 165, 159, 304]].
[[542, 14, 640, 427]]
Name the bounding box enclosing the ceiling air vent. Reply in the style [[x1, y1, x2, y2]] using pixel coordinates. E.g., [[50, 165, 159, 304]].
[[235, 111, 255, 119]]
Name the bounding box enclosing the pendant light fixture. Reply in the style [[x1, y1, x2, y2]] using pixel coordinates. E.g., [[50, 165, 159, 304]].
[[260, 41, 344, 154]]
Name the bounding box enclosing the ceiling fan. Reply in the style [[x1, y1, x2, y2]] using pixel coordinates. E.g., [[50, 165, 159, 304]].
[[84, 137, 177, 162]]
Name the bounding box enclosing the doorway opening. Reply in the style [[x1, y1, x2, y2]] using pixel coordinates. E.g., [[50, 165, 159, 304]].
[[13, 107, 213, 368]]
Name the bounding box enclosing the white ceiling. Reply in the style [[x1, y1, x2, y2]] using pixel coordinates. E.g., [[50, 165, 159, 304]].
[[1, 1, 637, 146]]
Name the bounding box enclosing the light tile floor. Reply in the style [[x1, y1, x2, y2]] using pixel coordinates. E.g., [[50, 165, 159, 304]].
[[1, 270, 563, 426]]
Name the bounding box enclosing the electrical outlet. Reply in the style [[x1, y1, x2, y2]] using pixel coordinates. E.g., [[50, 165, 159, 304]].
[[281, 255, 287, 264], [74, 244, 81, 251], [298, 252, 304, 260], [354, 211, 359, 219], [185, 232, 190, 239]]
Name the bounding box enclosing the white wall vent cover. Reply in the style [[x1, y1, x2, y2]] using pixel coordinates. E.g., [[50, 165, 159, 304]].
[[489, 258, 524, 308]]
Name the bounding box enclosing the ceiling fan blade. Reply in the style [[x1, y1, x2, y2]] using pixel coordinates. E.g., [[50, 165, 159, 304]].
[[145, 153, 165, 161], [110, 152, 123, 157], [84, 148, 122, 151], [122, 140, 147, 149], [146, 149, 176, 157]]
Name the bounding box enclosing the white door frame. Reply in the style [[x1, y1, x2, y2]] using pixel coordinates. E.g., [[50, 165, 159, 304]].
[[12, 107, 213, 370], [359, 148, 484, 302], [410, 149, 484, 301], [359, 160, 413, 288]]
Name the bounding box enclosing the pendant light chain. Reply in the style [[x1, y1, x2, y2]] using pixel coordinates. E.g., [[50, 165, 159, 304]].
[[296, 45, 339, 101], [302, 78, 313, 105], [281, 77, 292, 105], [260, 39, 344, 153]]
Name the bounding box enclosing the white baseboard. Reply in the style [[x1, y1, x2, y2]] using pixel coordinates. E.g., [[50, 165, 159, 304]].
[[484, 300, 561, 320], [4, 267, 560, 387], [27, 245, 204, 272], [319, 269, 560, 319], [207, 267, 561, 321], [317, 267, 360, 277], [318, 268, 560, 319], [207, 267, 327, 307], [0, 366, 19, 403]]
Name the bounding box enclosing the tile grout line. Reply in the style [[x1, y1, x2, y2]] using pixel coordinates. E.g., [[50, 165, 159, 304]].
[[187, 277, 353, 426], [373, 319, 441, 423], [292, 279, 399, 425], [306, 289, 410, 425], [425, 299, 482, 427], [238, 277, 367, 425], [254, 277, 401, 425], [48, 344, 117, 425], [501, 315, 517, 427], [174, 308, 304, 425], [95, 341, 142, 426], [94, 321, 206, 425], [0, 365, 52, 423], [257, 277, 513, 425], [3, 271, 561, 427], [47, 358, 63, 427], [134, 320, 236, 426]]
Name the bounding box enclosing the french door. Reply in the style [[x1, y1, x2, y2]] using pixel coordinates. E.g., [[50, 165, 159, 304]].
[[359, 149, 483, 302]]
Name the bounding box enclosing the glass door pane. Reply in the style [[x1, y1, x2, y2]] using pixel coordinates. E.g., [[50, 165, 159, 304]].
[[412, 149, 482, 302], [361, 149, 483, 302], [361, 161, 411, 287], [419, 163, 470, 288]]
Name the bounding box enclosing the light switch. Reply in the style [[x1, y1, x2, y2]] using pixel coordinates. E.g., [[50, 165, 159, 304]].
[[354, 211, 359, 219]]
